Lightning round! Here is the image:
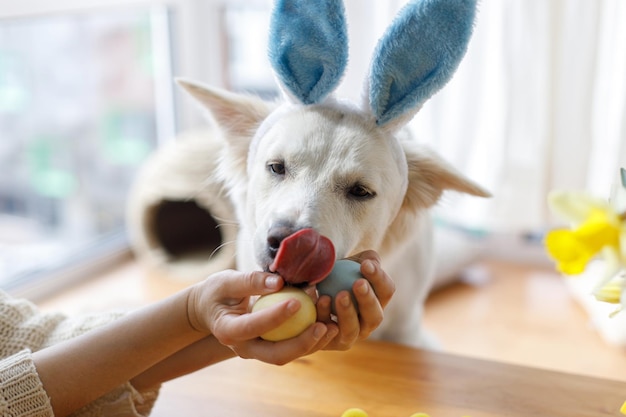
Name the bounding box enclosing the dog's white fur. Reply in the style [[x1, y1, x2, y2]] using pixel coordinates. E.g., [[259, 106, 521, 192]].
[[179, 79, 489, 347]]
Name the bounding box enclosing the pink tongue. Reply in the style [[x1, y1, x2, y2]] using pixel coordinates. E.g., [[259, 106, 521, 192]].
[[269, 228, 335, 285]]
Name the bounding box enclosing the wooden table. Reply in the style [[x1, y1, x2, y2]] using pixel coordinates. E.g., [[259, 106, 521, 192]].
[[150, 340, 626, 417]]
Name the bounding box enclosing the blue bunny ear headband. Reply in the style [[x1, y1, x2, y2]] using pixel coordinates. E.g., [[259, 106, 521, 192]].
[[268, 0, 477, 128]]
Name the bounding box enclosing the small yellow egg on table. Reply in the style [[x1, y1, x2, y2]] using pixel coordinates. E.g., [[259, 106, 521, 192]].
[[340, 408, 369, 417], [251, 286, 316, 341]]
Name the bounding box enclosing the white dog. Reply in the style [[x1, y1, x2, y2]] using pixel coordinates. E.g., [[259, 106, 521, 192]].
[[178, 0, 488, 347]]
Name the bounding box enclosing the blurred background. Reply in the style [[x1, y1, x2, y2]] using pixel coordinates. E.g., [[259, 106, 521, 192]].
[[0, 0, 625, 303]]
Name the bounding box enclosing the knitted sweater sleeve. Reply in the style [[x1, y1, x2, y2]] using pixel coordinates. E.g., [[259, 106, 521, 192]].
[[0, 290, 160, 417]]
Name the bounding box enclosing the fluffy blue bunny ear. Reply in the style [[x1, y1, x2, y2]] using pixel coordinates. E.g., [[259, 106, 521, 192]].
[[369, 0, 477, 126], [268, 0, 348, 105]]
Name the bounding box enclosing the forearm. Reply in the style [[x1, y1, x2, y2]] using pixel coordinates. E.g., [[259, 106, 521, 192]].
[[33, 286, 204, 417], [130, 336, 236, 391]]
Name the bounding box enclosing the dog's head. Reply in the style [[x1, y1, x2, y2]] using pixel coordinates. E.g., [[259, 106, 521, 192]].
[[179, 0, 489, 273]]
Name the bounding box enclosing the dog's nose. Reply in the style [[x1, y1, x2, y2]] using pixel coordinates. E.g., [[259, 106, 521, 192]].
[[267, 224, 296, 258]]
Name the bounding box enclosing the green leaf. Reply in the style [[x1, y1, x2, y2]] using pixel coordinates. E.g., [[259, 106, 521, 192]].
[[621, 167, 626, 189]]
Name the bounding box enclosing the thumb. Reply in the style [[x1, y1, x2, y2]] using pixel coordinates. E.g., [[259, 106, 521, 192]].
[[216, 270, 285, 299]]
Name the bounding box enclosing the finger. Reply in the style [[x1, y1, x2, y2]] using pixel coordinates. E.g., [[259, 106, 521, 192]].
[[315, 295, 334, 323], [215, 270, 285, 299], [347, 249, 381, 265], [216, 298, 300, 344], [352, 278, 383, 339], [330, 290, 360, 350], [303, 284, 319, 301], [359, 259, 395, 309], [310, 323, 339, 352], [237, 322, 330, 365], [278, 322, 330, 358]]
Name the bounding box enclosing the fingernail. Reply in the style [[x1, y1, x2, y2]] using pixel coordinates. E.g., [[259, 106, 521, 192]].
[[362, 260, 375, 275], [356, 280, 369, 296], [265, 275, 281, 289], [313, 324, 326, 340], [286, 299, 301, 314], [340, 293, 351, 308]]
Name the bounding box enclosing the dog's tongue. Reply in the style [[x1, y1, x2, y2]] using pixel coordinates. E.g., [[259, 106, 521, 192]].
[[269, 228, 335, 285]]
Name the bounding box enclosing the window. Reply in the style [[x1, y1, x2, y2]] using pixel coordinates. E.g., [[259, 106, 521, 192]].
[[0, 5, 175, 297], [0, 0, 290, 299], [221, 3, 276, 98]]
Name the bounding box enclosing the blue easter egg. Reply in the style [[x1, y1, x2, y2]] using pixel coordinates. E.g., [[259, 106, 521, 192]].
[[316, 259, 363, 314]]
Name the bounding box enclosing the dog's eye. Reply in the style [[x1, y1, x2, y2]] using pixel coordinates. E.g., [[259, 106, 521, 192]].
[[348, 184, 375, 199], [268, 162, 285, 175]]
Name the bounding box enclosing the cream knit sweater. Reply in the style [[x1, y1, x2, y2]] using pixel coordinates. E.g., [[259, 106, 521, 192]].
[[0, 290, 160, 417]]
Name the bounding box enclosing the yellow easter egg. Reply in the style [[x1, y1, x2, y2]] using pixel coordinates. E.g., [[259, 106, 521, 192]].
[[341, 408, 369, 417], [251, 286, 316, 341]]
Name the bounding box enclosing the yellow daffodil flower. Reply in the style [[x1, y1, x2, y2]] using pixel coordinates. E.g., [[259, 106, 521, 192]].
[[544, 183, 626, 315], [544, 206, 621, 275], [595, 277, 623, 304]]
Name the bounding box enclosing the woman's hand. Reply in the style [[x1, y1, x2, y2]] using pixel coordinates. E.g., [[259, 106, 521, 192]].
[[187, 270, 338, 365], [315, 250, 395, 350], [186, 249, 395, 362]]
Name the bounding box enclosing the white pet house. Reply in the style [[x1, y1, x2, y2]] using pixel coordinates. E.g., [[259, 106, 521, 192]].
[[126, 130, 237, 281]]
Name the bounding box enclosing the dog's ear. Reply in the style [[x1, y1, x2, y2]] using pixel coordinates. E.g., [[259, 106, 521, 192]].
[[176, 78, 276, 173], [365, 0, 477, 132], [176, 78, 274, 138], [268, 0, 348, 105], [403, 144, 491, 211]]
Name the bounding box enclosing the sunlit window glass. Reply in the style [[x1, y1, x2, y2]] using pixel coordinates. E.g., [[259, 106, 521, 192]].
[[0, 6, 175, 295]]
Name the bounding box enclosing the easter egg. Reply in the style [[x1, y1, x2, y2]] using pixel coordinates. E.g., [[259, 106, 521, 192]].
[[251, 286, 316, 341], [341, 408, 369, 417], [316, 259, 363, 314]]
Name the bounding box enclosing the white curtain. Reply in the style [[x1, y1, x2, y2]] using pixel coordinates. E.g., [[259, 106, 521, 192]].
[[341, 0, 626, 234]]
